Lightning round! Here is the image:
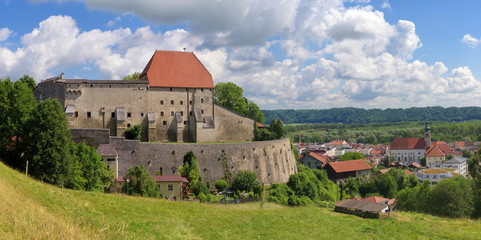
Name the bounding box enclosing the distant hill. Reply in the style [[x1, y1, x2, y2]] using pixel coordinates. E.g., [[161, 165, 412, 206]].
[[263, 106, 481, 124], [1, 161, 481, 239]]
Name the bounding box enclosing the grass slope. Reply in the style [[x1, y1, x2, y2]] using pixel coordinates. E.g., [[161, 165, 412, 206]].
[[1, 161, 481, 240]]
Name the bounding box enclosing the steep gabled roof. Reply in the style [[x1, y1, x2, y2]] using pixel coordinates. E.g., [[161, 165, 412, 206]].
[[141, 50, 214, 88], [308, 152, 329, 164], [426, 146, 445, 157], [327, 159, 371, 173], [390, 138, 425, 150]]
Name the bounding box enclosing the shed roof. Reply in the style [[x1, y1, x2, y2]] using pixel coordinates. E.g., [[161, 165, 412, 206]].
[[97, 144, 118, 157], [327, 159, 371, 173], [335, 199, 388, 212], [141, 50, 214, 89]]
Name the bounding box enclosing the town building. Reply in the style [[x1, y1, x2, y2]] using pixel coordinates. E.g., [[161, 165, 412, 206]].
[[325, 159, 372, 184], [429, 156, 468, 177], [111, 175, 189, 201], [34, 50, 254, 143], [298, 152, 329, 169]]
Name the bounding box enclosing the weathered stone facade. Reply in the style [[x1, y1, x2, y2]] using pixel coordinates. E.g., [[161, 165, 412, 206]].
[[106, 137, 296, 185], [34, 51, 254, 143]]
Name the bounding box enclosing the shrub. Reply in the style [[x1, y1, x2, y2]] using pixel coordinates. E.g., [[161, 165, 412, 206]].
[[232, 170, 261, 192], [125, 125, 142, 140], [215, 179, 227, 192]]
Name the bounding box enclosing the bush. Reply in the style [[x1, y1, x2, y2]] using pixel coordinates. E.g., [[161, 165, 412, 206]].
[[125, 125, 142, 140], [197, 192, 207, 203], [232, 170, 261, 192], [215, 179, 227, 192]]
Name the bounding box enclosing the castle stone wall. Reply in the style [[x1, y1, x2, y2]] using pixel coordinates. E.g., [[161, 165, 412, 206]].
[[71, 128, 110, 147], [108, 137, 297, 185]]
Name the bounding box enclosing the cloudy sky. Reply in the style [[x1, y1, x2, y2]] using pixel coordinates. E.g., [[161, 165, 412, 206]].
[[1, 0, 481, 110]]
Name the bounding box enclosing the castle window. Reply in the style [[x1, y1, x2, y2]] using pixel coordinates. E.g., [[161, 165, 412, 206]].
[[74, 112, 78, 117], [127, 123, 131, 127], [160, 100, 164, 105], [163, 121, 167, 125], [141, 113, 144, 117], [111, 112, 115, 118], [171, 100, 174, 105], [180, 101, 183, 105], [183, 121, 187, 125], [90, 84, 93, 87], [127, 112, 132, 118], [180, 111, 183, 116], [201, 98, 204, 103], [87, 112, 91, 118], [171, 111, 174, 116], [109, 85, 111, 88], [201, 110, 204, 114], [170, 88, 173, 91], [189, 111, 192, 116], [201, 88, 204, 92], [160, 111, 164, 116], [189, 101, 192, 105]]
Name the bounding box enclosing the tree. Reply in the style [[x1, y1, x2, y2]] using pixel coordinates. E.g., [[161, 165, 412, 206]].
[[245, 100, 265, 123], [125, 124, 142, 140], [22, 99, 72, 185], [215, 179, 227, 192], [123, 72, 141, 81], [395, 181, 431, 212], [122, 165, 160, 197], [428, 177, 474, 218], [66, 142, 114, 191], [338, 152, 365, 161], [269, 119, 285, 139], [180, 151, 207, 195], [0, 78, 36, 167], [17, 75, 36, 90], [232, 170, 260, 193], [378, 174, 397, 198], [214, 82, 247, 114], [253, 125, 276, 141]]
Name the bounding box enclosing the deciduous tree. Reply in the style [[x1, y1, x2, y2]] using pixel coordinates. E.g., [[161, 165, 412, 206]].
[[122, 165, 160, 197]]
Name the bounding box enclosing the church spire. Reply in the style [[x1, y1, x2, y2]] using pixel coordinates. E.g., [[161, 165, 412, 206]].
[[424, 121, 431, 148]]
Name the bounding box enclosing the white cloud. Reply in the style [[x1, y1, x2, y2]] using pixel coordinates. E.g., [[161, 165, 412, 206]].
[[462, 34, 481, 48], [0, 28, 12, 42], [3, 0, 481, 110]]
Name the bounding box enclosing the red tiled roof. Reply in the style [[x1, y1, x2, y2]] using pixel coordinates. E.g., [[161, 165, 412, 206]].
[[141, 50, 214, 88], [410, 162, 421, 168], [308, 152, 329, 164], [361, 196, 389, 203], [326, 140, 345, 146], [426, 146, 445, 157], [403, 169, 415, 175], [432, 141, 452, 153], [390, 138, 425, 149], [327, 159, 371, 173]]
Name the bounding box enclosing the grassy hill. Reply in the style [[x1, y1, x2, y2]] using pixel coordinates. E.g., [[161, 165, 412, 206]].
[[1, 161, 481, 240]]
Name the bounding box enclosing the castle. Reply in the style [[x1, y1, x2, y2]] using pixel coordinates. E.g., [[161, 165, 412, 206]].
[[34, 50, 254, 143], [34, 50, 297, 185]]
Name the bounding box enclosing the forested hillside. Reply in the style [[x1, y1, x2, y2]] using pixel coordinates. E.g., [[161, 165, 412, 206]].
[[263, 107, 481, 124]]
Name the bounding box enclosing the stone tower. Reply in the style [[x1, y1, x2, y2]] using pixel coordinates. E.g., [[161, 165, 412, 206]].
[[424, 121, 431, 148]]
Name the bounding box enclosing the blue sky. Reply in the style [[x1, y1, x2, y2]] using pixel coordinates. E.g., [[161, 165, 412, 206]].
[[1, 0, 481, 110]]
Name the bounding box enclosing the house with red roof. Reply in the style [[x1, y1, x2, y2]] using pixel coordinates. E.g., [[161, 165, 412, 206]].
[[325, 159, 372, 184], [389, 122, 432, 165], [298, 152, 329, 169], [325, 140, 349, 148]]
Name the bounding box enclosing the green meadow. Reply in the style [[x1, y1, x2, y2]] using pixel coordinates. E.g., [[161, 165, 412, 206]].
[[1, 161, 480, 240]]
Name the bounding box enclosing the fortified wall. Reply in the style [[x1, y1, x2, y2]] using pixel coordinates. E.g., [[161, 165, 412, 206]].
[[106, 137, 297, 185]]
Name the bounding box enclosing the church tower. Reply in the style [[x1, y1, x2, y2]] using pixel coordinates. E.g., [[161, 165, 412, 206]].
[[424, 121, 431, 148]]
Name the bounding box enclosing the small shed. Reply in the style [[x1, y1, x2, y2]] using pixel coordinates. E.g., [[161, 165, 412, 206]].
[[334, 199, 391, 218]]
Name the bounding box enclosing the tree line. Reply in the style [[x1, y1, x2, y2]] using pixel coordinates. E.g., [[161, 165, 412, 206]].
[[0, 77, 113, 191], [264, 106, 481, 124], [286, 121, 481, 144]]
